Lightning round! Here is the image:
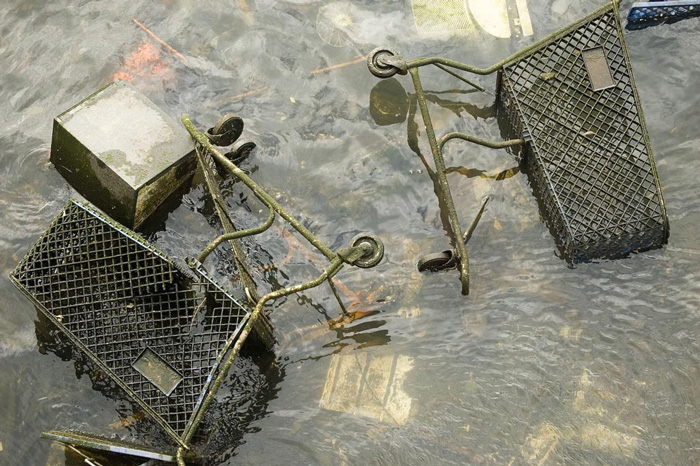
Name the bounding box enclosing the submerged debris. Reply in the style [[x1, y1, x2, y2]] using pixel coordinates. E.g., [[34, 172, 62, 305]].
[[521, 422, 560, 464], [320, 352, 414, 425], [520, 368, 645, 464]]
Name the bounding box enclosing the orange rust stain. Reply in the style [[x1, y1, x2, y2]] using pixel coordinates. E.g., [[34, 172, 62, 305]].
[[112, 71, 133, 82], [328, 309, 375, 329]]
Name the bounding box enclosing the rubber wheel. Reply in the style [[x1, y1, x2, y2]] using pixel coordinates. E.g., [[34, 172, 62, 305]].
[[215, 141, 257, 177], [417, 250, 457, 272], [368, 47, 402, 79], [350, 234, 384, 268], [207, 114, 244, 146], [226, 141, 256, 165]]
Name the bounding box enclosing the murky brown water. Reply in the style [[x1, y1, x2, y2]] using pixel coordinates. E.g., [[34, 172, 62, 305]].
[[1, 0, 700, 464]]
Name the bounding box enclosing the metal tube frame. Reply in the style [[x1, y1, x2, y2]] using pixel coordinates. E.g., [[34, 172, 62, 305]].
[[177, 115, 378, 460], [183, 115, 338, 262], [51, 118, 382, 465], [370, 0, 623, 294]]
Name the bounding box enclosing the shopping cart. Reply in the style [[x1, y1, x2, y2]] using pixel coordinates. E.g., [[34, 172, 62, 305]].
[[10, 116, 384, 464], [367, 0, 668, 295]]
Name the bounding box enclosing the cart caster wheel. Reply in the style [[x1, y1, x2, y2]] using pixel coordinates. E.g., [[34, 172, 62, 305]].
[[350, 234, 384, 268], [216, 141, 257, 176], [368, 47, 407, 79], [207, 114, 244, 146], [226, 141, 256, 165], [417, 250, 457, 272]]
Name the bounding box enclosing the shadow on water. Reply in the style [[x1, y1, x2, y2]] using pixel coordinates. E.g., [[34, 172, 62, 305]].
[[323, 310, 390, 352]]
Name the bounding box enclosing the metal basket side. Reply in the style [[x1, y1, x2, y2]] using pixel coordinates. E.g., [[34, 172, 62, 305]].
[[497, 6, 667, 262], [615, 1, 670, 243], [10, 200, 175, 294], [9, 200, 254, 446], [498, 73, 578, 260], [496, 70, 527, 163], [180, 264, 253, 440]]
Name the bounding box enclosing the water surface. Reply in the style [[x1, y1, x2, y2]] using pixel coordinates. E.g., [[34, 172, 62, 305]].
[[1, 0, 699, 464]]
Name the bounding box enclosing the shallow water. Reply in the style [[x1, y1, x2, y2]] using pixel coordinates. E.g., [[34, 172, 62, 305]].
[[1, 0, 700, 464]]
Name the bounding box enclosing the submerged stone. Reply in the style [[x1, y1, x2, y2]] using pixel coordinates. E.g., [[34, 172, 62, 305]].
[[50, 81, 195, 229]]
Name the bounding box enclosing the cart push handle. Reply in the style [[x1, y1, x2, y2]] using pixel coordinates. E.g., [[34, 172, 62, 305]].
[[367, 0, 625, 79]]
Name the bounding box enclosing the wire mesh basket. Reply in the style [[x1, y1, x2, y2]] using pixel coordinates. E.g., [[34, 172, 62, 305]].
[[496, 6, 668, 262], [10, 200, 253, 447]]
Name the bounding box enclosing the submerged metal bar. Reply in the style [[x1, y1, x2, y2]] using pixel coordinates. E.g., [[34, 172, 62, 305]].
[[66, 445, 106, 466], [327, 278, 349, 317], [42, 431, 178, 463], [194, 145, 259, 294], [410, 67, 470, 295], [197, 198, 275, 263], [182, 115, 336, 262], [463, 196, 490, 245]]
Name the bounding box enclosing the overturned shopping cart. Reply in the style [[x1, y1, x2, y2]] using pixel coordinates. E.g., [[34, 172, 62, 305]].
[[367, 0, 668, 295], [10, 116, 384, 464]]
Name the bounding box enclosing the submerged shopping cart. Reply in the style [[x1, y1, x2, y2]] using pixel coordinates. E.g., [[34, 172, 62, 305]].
[[10, 116, 384, 464], [367, 0, 668, 295]]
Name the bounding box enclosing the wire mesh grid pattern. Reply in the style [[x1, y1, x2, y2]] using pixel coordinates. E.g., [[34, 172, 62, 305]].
[[10, 200, 251, 442], [627, 1, 700, 25], [497, 9, 667, 262]]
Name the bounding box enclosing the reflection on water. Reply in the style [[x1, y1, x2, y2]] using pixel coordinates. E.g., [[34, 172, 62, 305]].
[[1, 0, 700, 465]]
